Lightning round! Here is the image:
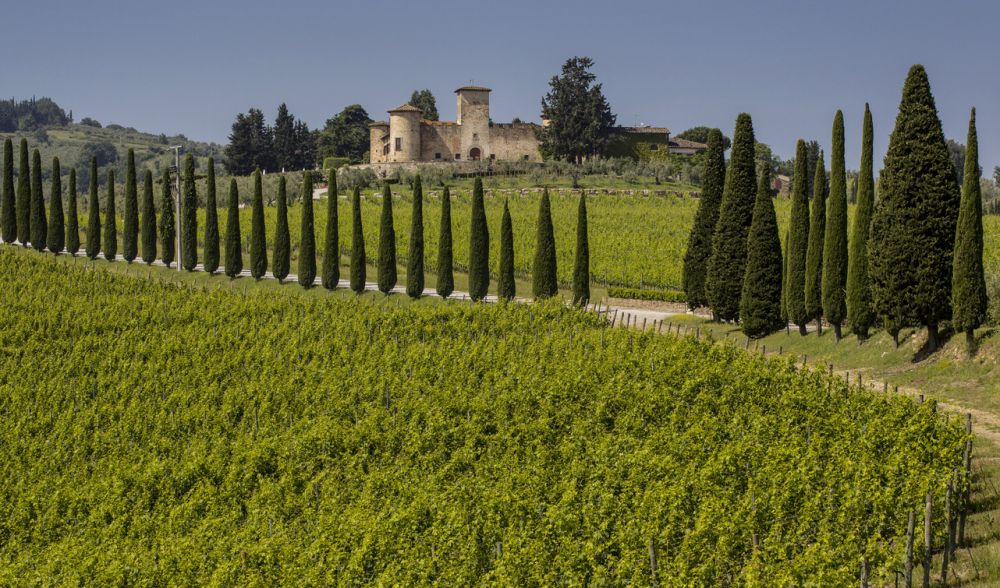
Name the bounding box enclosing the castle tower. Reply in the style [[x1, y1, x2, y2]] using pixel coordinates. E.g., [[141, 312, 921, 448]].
[[368, 121, 389, 163], [455, 86, 490, 161], [387, 104, 422, 163]]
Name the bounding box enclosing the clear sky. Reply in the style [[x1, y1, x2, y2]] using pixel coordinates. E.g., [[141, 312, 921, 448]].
[[2, 0, 997, 173]]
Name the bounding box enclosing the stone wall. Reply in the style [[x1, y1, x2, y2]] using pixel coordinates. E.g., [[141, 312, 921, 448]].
[[490, 123, 543, 162], [420, 124, 461, 162]]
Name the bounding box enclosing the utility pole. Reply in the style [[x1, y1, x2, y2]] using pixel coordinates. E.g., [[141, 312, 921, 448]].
[[169, 146, 182, 271]]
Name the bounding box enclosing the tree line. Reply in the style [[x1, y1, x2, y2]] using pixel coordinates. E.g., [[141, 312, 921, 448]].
[[683, 65, 988, 352]]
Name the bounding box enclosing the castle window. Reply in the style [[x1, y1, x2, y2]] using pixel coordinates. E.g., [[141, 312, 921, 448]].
[[455, 153, 461, 160], [395, 138, 402, 151], [490, 154, 496, 160], [473, 133, 479, 139], [522, 155, 529, 161], [649, 143, 659, 151], [435, 152, 442, 160]]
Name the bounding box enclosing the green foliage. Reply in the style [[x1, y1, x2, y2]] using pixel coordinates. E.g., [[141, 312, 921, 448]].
[[85, 158, 101, 259], [140, 170, 156, 264], [322, 157, 351, 170], [180, 155, 197, 270], [740, 167, 784, 338], [316, 104, 372, 164], [607, 287, 685, 303], [540, 56, 616, 161], [350, 187, 366, 293], [16, 139, 30, 244], [298, 172, 316, 288], [158, 167, 175, 268], [225, 108, 275, 176], [203, 159, 220, 275], [951, 108, 988, 337], [123, 149, 138, 262], [103, 170, 117, 260], [682, 128, 725, 309], [408, 89, 439, 121], [249, 170, 267, 279], [29, 149, 46, 251], [47, 158, 64, 254], [1, 138, 14, 242], [468, 178, 489, 301], [847, 105, 875, 340], [805, 154, 827, 322], [377, 184, 397, 294], [406, 175, 425, 298], [0, 96, 69, 131], [498, 199, 516, 301], [66, 169, 79, 255], [573, 193, 590, 306], [273, 176, 290, 282], [224, 179, 242, 278], [532, 188, 558, 299], [822, 112, 849, 335], [436, 186, 454, 299], [677, 126, 732, 150], [321, 170, 339, 290], [786, 140, 811, 330]]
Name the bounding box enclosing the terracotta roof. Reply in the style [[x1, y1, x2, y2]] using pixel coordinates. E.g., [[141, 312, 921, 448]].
[[388, 104, 422, 113], [614, 126, 670, 134], [454, 86, 492, 93], [369, 120, 389, 127], [668, 137, 708, 150]]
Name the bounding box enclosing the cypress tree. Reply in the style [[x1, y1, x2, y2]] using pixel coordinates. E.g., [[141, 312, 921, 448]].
[[249, 169, 267, 279], [273, 176, 290, 282], [180, 154, 197, 271], [1, 138, 14, 243], [406, 175, 425, 298], [682, 128, 726, 310], [350, 187, 366, 293], [377, 183, 397, 294], [47, 158, 64, 254], [30, 149, 46, 251], [86, 158, 101, 259], [706, 113, 757, 322], [158, 167, 175, 268], [16, 139, 30, 245], [224, 179, 242, 278], [103, 170, 117, 261], [298, 172, 316, 288], [123, 149, 138, 262], [321, 169, 339, 289], [498, 198, 516, 302], [786, 140, 812, 334], [203, 158, 219, 275], [436, 186, 454, 299], [847, 104, 875, 341], [573, 192, 590, 307], [870, 65, 961, 352], [780, 227, 789, 326], [66, 169, 79, 255], [804, 153, 827, 333], [468, 178, 490, 301], [952, 107, 988, 350], [141, 170, 156, 264], [740, 166, 784, 338], [822, 111, 849, 340], [532, 188, 558, 299]]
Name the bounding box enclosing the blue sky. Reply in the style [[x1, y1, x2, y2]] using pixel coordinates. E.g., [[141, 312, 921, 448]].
[[2, 0, 997, 173]]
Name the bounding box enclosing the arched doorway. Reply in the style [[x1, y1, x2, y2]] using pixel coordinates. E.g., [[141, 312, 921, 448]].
[[469, 147, 481, 161]]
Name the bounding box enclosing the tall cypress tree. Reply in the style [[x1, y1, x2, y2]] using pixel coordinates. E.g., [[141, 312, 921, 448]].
[[682, 128, 726, 311], [298, 172, 316, 287], [870, 65, 961, 352], [1, 138, 14, 243], [86, 157, 101, 259], [436, 186, 454, 299], [103, 170, 117, 261], [706, 113, 757, 322], [158, 167, 175, 268], [66, 169, 79, 255], [16, 139, 30, 245], [202, 158, 219, 274], [847, 104, 875, 341], [406, 175, 425, 298], [804, 153, 827, 333], [468, 178, 490, 301], [786, 140, 811, 334], [141, 170, 156, 264], [47, 158, 64, 254], [273, 176, 290, 282], [123, 148, 138, 262], [573, 192, 590, 307], [30, 149, 46, 251], [321, 169, 339, 289], [740, 166, 784, 338], [952, 108, 988, 350], [181, 154, 197, 271], [350, 187, 366, 293], [224, 179, 242, 278], [249, 169, 267, 279], [377, 183, 396, 294], [780, 227, 789, 326], [498, 198, 516, 302], [822, 111, 849, 340], [532, 188, 558, 299]]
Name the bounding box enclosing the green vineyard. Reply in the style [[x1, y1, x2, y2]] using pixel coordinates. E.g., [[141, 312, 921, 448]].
[[0, 249, 966, 584]]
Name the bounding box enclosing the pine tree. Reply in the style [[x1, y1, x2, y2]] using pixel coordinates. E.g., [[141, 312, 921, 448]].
[[298, 172, 316, 288], [203, 158, 220, 275], [532, 188, 558, 299], [682, 128, 726, 310], [436, 186, 454, 299], [822, 111, 849, 340], [847, 104, 875, 341], [804, 153, 827, 333], [225, 179, 242, 278], [66, 169, 80, 255], [1, 138, 15, 243], [350, 187, 366, 293], [573, 192, 590, 306], [273, 176, 290, 282], [740, 166, 784, 338], [321, 169, 339, 289], [16, 139, 30, 245], [468, 178, 490, 301], [870, 65, 961, 351], [140, 170, 156, 264], [377, 184, 396, 294], [249, 169, 267, 279], [180, 154, 197, 270], [158, 167, 175, 268], [498, 198, 516, 302], [406, 175, 425, 298], [952, 107, 988, 350], [30, 149, 46, 251], [86, 158, 101, 259], [47, 158, 64, 254], [706, 113, 757, 322], [786, 140, 812, 334], [103, 170, 117, 261], [122, 149, 138, 262]]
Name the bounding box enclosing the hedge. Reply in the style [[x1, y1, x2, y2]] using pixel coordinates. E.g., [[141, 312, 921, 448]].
[[607, 287, 686, 303]]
